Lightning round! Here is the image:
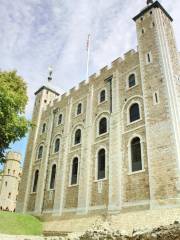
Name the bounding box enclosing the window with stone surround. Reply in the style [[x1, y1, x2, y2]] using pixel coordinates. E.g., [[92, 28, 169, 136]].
[[37, 145, 43, 159], [131, 137, 142, 172], [97, 149, 106, 180], [50, 164, 56, 189], [99, 89, 106, 103], [71, 157, 79, 185], [42, 123, 46, 133], [99, 117, 107, 135], [32, 170, 39, 193], [129, 103, 140, 122], [54, 138, 60, 153], [128, 74, 136, 88], [58, 114, 63, 125], [77, 103, 82, 115], [74, 129, 81, 145]]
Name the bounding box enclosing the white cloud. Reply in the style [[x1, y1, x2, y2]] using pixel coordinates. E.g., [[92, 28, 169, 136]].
[[0, 0, 180, 158]]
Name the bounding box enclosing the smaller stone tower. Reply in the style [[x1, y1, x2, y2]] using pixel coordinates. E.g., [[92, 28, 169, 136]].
[[0, 152, 22, 211]]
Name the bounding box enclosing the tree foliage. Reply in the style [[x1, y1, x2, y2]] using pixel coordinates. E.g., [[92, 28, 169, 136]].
[[0, 71, 30, 162]]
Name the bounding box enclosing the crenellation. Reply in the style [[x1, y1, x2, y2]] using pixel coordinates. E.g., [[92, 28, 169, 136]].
[[124, 49, 136, 60], [89, 73, 96, 81], [69, 87, 76, 94], [79, 80, 87, 87], [100, 65, 108, 74], [111, 57, 123, 67], [95, 71, 101, 78]]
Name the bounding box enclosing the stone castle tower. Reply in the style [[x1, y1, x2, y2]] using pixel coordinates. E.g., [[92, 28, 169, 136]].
[[0, 152, 22, 211], [17, 0, 180, 220]]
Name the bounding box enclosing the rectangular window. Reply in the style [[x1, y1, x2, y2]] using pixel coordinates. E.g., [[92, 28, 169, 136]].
[[131, 139, 142, 172], [97, 149, 106, 180], [71, 158, 78, 185]]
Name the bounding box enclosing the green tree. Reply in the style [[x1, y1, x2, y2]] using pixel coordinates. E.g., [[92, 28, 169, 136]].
[[0, 71, 30, 162]]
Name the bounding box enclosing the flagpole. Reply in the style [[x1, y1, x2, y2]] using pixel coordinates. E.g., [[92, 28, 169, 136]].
[[86, 34, 91, 81]]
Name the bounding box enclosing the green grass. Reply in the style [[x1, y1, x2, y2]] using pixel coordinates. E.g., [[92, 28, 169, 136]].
[[0, 211, 42, 235]]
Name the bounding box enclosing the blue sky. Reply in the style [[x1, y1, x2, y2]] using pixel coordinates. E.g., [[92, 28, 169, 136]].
[[1, 0, 180, 166]]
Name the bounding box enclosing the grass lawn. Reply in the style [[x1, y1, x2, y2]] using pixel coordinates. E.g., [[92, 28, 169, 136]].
[[0, 211, 42, 235]]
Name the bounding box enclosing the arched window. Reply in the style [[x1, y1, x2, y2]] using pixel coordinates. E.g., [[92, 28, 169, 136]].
[[129, 103, 140, 122], [74, 129, 81, 145], [58, 114, 63, 125], [100, 90, 106, 103], [54, 138, 60, 153], [97, 149, 106, 180], [33, 170, 39, 192], [77, 103, 82, 115], [131, 137, 142, 172], [71, 157, 79, 185], [99, 117, 107, 135], [37, 146, 43, 159], [42, 123, 46, 133], [128, 74, 136, 88], [50, 164, 56, 189]]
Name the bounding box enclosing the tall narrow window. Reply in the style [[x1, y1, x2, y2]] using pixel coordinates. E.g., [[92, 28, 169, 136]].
[[99, 117, 107, 135], [71, 157, 79, 185], [98, 149, 106, 180], [50, 165, 56, 189], [58, 114, 63, 125], [54, 138, 60, 153], [129, 103, 140, 122], [100, 90, 106, 103], [128, 74, 136, 88], [77, 103, 82, 115], [146, 52, 152, 64], [74, 129, 81, 145], [155, 93, 158, 103], [37, 146, 43, 159], [131, 137, 142, 172], [42, 123, 46, 133], [33, 170, 39, 192], [153, 91, 159, 105]]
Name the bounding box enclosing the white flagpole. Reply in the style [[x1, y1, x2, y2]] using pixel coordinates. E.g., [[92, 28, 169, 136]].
[[86, 34, 91, 81]]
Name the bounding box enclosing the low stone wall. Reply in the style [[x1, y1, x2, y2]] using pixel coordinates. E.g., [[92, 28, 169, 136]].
[[43, 208, 180, 235], [1, 222, 180, 240]]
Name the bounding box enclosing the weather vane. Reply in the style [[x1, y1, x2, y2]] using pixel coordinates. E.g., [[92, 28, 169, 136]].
[[48, 66, 53, 82], [147, 0, 154, 5]]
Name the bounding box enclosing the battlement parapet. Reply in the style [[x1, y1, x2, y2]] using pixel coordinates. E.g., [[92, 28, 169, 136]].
[[41, 49, 138, 113], [124, 49, 136, 59]]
